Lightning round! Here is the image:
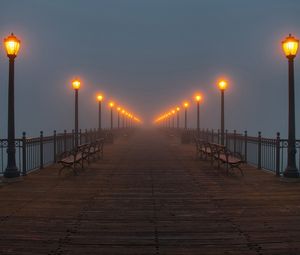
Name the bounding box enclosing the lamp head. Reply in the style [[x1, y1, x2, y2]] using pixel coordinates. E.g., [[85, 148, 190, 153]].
[[195, 94, 202, 102], [97, 94, 103, 102], [72, 79, 81, 90], [4, 33, 20, 58], [218, 80, 227, 91], [282, 33, 299, 59]]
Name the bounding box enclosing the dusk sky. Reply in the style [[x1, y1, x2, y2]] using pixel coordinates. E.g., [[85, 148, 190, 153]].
[[1, 0, 300, 137]]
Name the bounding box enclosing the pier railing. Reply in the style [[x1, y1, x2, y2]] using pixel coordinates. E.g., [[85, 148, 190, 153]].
[[174, 128, 300, 176], [0, 128, 120, 176]]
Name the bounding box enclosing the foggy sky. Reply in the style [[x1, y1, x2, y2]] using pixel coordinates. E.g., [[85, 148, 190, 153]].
[[1, 0, 300, 138]]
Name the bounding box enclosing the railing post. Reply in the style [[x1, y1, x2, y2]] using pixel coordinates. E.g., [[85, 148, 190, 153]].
[[40, 131, 44, 169], [53, 130, 57, 163], [79, 129, 82, 145], [217, 129, 220, 144], [233, 129, 236, 153], [85, 129, 88, 143], [225, 129, 228, 147], [206, 128, 209, 141], [72, 129, 75, 149], [211, 129, 214, 143], [22, 132, 27, 176], [258, 131, 262, 169], [276, 132, 281, 176], [64, 130, 67, 153], [244, 131, 248, 163]]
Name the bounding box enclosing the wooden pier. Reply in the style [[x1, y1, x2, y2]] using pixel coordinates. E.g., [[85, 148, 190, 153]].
[[0, 129, 300, 254]]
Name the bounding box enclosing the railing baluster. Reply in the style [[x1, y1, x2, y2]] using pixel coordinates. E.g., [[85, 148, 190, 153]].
[[22, 132, 27, 176], [40, 131, 44, 169], [53, 130, 57, 163], [64, 130, 67, 153], [258, 131, 262, 169], [233, 130, 236, 153], [244, 131, 248, 163], [275, 132, 280, 176]]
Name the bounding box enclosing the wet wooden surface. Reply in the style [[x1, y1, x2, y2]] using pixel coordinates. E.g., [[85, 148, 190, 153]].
[[0, 129, 300, 254]]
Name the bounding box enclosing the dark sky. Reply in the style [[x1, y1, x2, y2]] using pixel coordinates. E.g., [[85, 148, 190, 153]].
[[1, 0, 300, 137]]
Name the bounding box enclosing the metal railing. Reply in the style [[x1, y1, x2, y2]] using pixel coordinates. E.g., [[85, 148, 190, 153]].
[[175, 128, 300, 176], [0, 128, 115, 176]]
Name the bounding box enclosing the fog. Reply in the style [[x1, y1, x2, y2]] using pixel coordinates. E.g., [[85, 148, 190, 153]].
[[1, 0, 300, 138]]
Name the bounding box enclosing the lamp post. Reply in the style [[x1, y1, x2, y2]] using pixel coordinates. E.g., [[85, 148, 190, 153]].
[[109, 102, 114, 130], [176, 107, 180, 129], [171, 110, 175, 128], [72, 79, 81, 148], [183, 102, 189, 129], [122, 110, 125, 128], [117, 107, 121, 129], [3, 33, 21, 178], [97, 94, 103, 131], [282, 34, 299, 178], [218, 80, 227, 145], [195, 94, 202, 136]]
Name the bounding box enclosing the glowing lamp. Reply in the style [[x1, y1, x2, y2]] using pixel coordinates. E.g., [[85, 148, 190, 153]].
[[218, 80, 227, 91], [72, 79, 81, 90], [97, 94, 103, 102], [109, 102, 114, 108], [4, 33, 20, 57], [183, 102, 189, 108], [282, 34, 299, 58], [117, 107, 121, 111], [176, 107, 180, 111], [172, 110, 175, 114], [195, 94, 202, 102]]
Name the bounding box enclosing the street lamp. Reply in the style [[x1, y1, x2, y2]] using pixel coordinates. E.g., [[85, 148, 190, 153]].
[[109, 102, 114, 130], [171, 110, 175, 128], [176, 107, 180, 129], [117, 107, 121, 128], [218, 80, 227, 145], [282, 33, 299, 178], [194, 94, 202, 136], [72, 79, 81, 148], [3, 33, 21, 178], [121, 109, 125, 128], [97, 94, 103, 131], [183, 102, 189, 129]]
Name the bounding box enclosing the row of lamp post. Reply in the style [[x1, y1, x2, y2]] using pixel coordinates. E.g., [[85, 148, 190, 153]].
[[2, 32, 141, 179], [71, 81, 141, 147], [154, 80, 226, 144], [154, 34, 299, 178]]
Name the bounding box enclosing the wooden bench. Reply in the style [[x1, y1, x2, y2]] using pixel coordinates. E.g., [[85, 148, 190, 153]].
[[217, 147, 245, 176], [58, 139, 104, 175], [88, 139, 104, 160], [58, 143, 89, 175], [194, 140, 245, 176], [194, 138, 215, 162]]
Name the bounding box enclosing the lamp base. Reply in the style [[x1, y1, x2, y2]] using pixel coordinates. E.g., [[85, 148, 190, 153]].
[[283, 166, 299, 178], [4, 167, 20, 178]]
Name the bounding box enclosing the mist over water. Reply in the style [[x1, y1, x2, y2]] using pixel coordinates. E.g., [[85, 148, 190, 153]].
[[0, 0, 300, 138]]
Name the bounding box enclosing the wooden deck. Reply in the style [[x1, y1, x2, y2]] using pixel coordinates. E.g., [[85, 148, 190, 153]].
[[0, 129, 300, 254]]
